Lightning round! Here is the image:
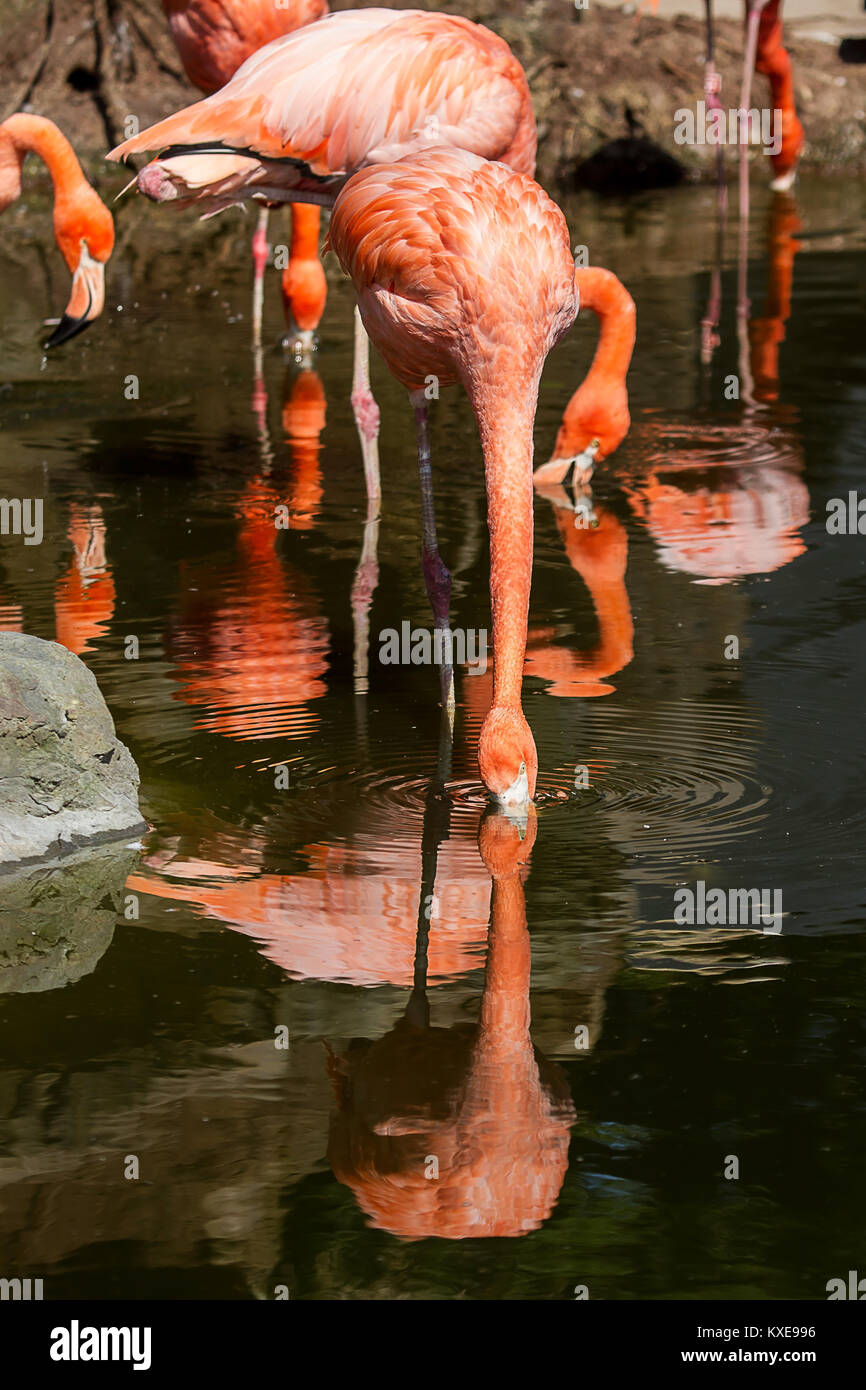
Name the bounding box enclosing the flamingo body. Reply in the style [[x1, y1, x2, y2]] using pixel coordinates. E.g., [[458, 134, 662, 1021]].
[[159, 1, 330, 348], [329, 149, 577, 804], [162, 0, 328, 94], [109, 10, 536, 212]]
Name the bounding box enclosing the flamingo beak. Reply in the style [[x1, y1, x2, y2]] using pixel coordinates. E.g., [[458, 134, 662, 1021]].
[[533, 438, 600, 491], [45, 244, 106, 349], [561, 438, 600, 484]]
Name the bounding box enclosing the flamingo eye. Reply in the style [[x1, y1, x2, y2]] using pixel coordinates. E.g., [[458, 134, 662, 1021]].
[[519, 761, 526, 776]]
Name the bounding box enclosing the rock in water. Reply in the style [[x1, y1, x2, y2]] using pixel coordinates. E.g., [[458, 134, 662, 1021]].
[[0, 632, 146, 865]]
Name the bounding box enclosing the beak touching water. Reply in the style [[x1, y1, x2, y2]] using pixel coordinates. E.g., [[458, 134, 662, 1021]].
[[494, 760, 531, 812], [45, 244, 106, 349]]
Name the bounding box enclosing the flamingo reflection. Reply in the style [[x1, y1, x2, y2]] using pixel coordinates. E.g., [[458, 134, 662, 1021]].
[[328, 809, 574, 1239], [526, 498, 633, 698], [0, 596, 22, 631], [54, 506, 116, 655], [167, 469, 329, 739], [127, 721, 493, 987], [624, 192, 808, 584]]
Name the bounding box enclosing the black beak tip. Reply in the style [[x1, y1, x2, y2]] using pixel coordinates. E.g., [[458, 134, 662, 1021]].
[[44, 314, 91, 350]]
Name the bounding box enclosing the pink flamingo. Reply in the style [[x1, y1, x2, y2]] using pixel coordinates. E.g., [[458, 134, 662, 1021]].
[[107, 7, 537, 487], [159, 0, 329, 352], [328, 148, 578, 807], [0, 114, 114, 346]]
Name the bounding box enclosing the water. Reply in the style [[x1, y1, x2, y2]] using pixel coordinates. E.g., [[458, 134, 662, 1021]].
[[1, 175, 864, 1299]]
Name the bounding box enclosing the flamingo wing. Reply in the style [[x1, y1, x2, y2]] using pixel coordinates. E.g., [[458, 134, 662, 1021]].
[[109, 9, 535, 178]]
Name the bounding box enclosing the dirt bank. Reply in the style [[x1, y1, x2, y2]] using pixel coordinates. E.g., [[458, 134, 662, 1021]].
[[1, 0, 864, 184]]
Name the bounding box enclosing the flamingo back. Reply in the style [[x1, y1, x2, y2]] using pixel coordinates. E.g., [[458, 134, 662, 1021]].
[[112, 10, 536, 181]]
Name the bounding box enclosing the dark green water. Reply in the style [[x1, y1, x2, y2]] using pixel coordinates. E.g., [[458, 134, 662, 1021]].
[[0, 173, 864, 1298]]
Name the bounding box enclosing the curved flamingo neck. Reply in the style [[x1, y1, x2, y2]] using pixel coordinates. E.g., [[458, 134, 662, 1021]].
[[0, 115, 86, 210], [572, 266, 636, 397], [472, 377, 538, 711]]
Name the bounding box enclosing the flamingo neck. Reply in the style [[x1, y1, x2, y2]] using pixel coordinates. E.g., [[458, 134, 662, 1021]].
[[465, 876, 539, 1107], [472, 380, 537, 711], [572, 266, 636, 398], [290, 203, 321, 262], [479, 878, 531, 1042], [0, 115, 86, 212], [755, 2, 795, 110]]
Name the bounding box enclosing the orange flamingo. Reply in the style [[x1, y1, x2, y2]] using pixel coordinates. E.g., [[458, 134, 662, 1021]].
[[639, 1, 802, 197], [534, 266, 636, 491], [329, 148, 577, 808], [159, 0, 328, 352], [108, 7, 536, 483], [0, 114, 114, 346], [742, 0, 803, 194]]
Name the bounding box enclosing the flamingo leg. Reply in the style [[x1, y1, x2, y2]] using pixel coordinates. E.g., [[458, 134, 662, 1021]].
[[701, 0, 727, 374], [351, 500, 380, 695], [739, 0, 770, 226], [410, 389, 454, 727], [251, 206, 269, 353], [349, 308, 382, 695], [350, 306, 381, 511], [704, 0, 727, 217]]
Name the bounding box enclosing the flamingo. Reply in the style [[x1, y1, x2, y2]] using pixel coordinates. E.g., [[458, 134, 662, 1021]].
[[0, 114, 114, 346], [328, 148, 577, 808], [533, 266, 636, 494], [106, 7, 537, 485], [640, 1, 802, 195], [741, 0, 803, 195], [159, 0, 328, 353]]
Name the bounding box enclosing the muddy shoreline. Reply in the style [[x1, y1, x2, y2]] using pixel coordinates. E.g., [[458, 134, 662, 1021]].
[[1, 1, 864, 188]]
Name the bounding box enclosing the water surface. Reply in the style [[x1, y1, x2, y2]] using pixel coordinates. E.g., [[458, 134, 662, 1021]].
[[0, 175, 864, 1298]]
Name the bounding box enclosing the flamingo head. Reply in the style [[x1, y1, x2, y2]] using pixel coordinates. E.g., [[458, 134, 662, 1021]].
[[133, 152, 263, 215], [478, 707, 537, 810], [769, 111, 804, 192], [47, 188, 114, 347]]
